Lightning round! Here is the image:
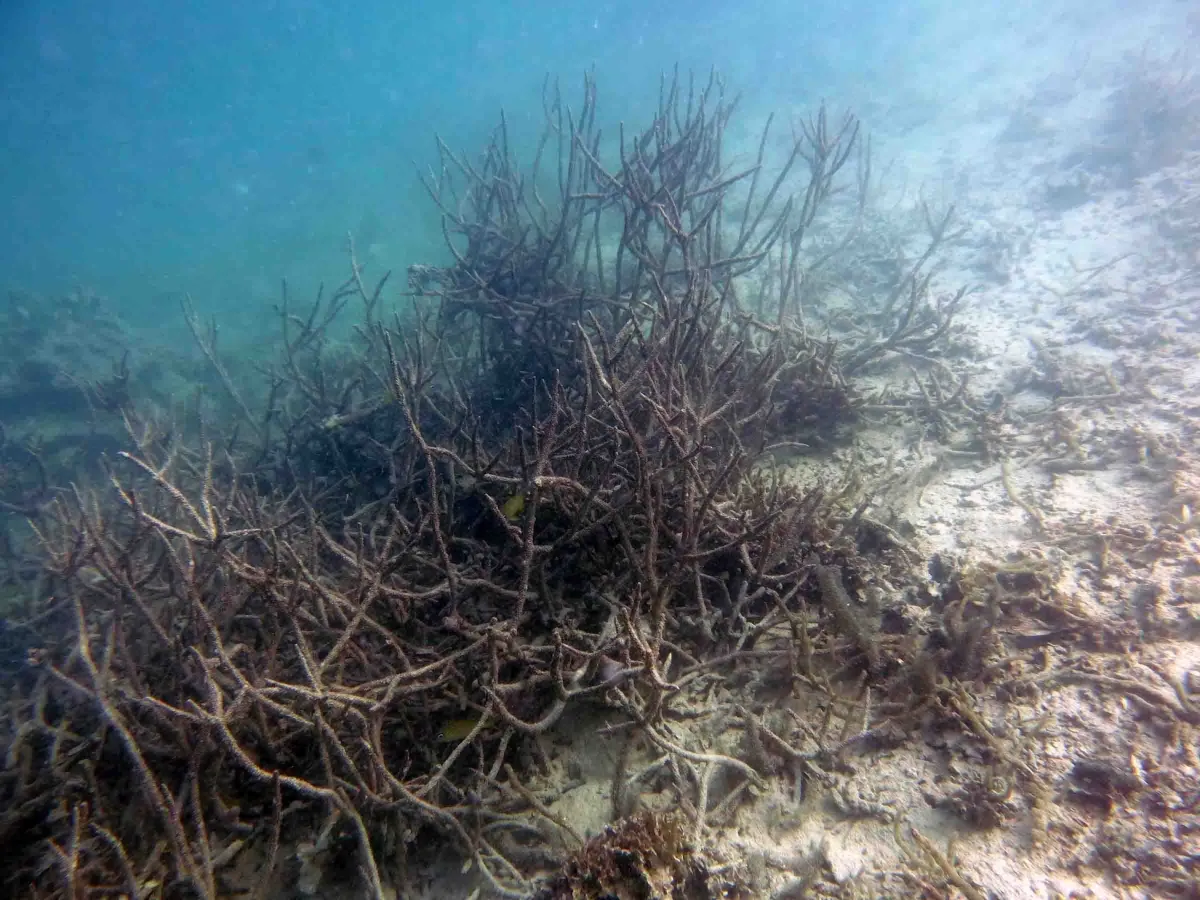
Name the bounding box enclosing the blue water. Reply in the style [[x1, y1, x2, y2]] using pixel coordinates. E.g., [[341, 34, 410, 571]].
[[0, 0, 894, 343], [3, 0, 1192, 343]]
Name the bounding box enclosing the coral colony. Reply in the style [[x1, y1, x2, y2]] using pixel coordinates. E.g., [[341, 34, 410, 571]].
[[6, 71, 1191, 900]]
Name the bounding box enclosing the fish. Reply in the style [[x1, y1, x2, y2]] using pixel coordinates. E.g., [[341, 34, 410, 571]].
[[502, 492, 526, 520], [437, 717, 484, 743]]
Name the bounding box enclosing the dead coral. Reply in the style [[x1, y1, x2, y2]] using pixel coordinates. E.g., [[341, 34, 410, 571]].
[[934, 767, 1020, 830], [0, 70, 882, 900], [533, 810, 750, 900]]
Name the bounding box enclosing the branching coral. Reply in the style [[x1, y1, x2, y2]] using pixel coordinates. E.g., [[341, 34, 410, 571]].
[[0, 71, 967, 899]]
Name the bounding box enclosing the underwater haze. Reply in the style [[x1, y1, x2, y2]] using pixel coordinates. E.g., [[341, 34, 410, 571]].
[[3, 0, 1200, 896], [0, 0, 888, 336]]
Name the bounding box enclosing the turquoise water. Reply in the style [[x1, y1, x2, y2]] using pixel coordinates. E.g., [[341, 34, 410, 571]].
[[2, 0, 1192, 422], [0, 0, 891, 339]]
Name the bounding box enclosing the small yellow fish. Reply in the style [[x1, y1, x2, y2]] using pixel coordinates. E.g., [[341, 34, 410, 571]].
[[437, 717, 484, 743], [501, 493, 526, 520]]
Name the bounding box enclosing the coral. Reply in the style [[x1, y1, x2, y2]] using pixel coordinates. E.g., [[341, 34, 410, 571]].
[[0, 71, 873, 900], [534, 811, 749, 900], [0, 70, 972, 900]]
